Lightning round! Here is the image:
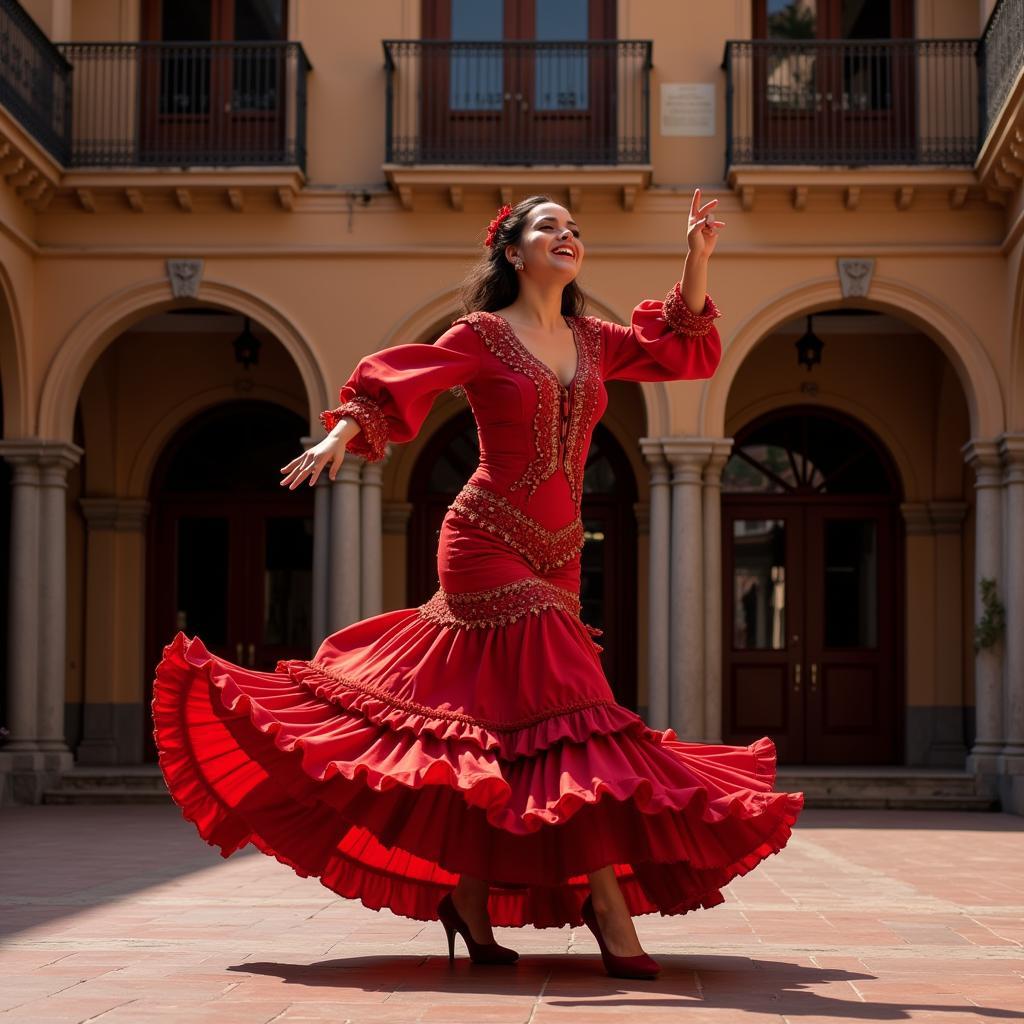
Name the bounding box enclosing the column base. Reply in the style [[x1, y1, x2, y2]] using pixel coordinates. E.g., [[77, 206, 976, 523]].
[[0, 749, 75, 805], [995, 751, 1024, 814]]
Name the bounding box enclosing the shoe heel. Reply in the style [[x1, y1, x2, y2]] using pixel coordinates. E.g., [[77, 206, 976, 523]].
[[443, 921, 456, 963]]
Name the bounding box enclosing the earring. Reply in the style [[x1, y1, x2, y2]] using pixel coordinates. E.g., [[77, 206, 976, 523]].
[[512, 256, 524, 271]]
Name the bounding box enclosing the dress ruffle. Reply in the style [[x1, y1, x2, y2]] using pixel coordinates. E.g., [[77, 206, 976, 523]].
[[152, 602, 804, 929]]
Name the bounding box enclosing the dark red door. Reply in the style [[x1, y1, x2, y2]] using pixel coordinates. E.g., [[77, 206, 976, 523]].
[[140, 0, 288, 162], [720, 406, 903, 765], [802, 503, 898, 763], [751, 0, 915, 162], [421, 0, 616, 162], [723, 504, 805, 764]]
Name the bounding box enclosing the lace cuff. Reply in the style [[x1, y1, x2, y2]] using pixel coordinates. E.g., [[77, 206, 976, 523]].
[[662, 281, 722, 338], [319, 393, 390, 462]]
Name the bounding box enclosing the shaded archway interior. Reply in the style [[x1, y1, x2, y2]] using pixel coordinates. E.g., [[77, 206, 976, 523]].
[[144, 400, 314, 760], [407, 406, 640, 709]]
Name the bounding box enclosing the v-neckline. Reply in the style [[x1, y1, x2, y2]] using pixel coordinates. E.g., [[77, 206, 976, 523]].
[[492, 312, 580, 390]]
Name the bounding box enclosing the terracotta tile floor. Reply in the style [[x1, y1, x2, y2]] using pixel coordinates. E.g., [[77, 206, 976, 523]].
[[1, 805, 1022, 1023]]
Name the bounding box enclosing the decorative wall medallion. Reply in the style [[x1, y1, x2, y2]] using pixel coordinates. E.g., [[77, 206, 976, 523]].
[[837, 258, 874, 298], [167, 259, 204, 298]]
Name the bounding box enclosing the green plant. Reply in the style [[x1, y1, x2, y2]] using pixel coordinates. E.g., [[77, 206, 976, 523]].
[[974, 577, 1005, 652]]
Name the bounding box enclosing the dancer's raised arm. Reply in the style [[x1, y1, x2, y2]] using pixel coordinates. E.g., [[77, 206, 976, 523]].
[[280, 323, 479, 488], [601, 187, 725, 383]]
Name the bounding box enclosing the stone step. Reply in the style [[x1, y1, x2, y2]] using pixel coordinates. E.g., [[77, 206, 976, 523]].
[[42, 787, 172, 805], [41, 766, 1000, 810], [53, 766, 166, 790], [776, 768, 998, 810]]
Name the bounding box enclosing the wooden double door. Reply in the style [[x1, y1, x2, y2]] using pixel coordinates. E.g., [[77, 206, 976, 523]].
[[421, 0, 617, 162], [752, 0, 915, 162], [139, 0, 289, 162], [722, 499, 900, 764]]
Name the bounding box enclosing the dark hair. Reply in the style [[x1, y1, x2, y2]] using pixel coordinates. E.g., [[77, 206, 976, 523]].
[[458, 194, 587, 317]]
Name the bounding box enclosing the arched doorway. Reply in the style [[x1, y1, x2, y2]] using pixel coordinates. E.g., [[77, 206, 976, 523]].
[[407, 410, 639, 709], [721, 406, 903, 765], [144, 400, 313, 759]]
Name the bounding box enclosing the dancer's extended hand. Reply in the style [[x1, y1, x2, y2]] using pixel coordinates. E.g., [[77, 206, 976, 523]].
[[687, 187, 724, 261], [280, 435, 345, 489]]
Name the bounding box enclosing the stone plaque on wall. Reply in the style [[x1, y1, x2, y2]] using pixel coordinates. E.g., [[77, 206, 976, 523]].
[[660, 83, 715, 136]]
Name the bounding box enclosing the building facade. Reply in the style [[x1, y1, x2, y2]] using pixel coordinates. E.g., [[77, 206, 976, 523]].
[[0, 0, 1022, 811]]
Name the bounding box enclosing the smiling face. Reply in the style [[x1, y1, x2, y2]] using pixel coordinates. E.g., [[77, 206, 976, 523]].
[[505, 202, 584, 281]]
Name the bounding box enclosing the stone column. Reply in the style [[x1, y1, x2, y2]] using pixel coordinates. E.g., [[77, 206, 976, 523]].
[[702, 439, 733, 743], [640, 439, 671, 730], [360, 458, 385, 618], [311, 472, 331, 647], [0, 439, 83, 804], [900, 501, 937, 765], [962, 439, 1004, 780], [664, 438, 713, 740], [329, 454, 363, 630], [301, 433, 332, 650], [1, 451, 42, 752], [929, 500, 969, 765], [998, 433, 1024, 812], [77, 497, 150, 765], [37, 448, 82, 754]]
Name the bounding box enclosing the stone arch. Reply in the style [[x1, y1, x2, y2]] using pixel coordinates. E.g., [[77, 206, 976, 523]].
[[382, 284, 675, 437], [37, 277, 331, 442], [126, 383, 307, 499], [0, 261, 28, 437], [724, 389, 921, 501], [700, 275, 1005, 442]]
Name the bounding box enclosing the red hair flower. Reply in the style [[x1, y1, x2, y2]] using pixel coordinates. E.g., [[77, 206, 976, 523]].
[[484, 203, 512, 248]]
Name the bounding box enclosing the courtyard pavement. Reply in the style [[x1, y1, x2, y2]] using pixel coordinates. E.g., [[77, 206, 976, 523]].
[[0, 805, 1022, 1023]]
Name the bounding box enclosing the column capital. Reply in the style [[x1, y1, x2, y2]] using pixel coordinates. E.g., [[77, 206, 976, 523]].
[[961, 438, 1002, 485], [79, 497, 151, 531], [703, 438, 735, 482], [638, 437, 668, 467], [0, 439, 83, 471], [998, 432, 1024, 483], [662, 436, 716, 467]]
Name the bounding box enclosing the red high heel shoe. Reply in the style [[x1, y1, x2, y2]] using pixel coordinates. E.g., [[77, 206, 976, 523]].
[[437, 892, 519, 965], [580, 894, 660, 979]]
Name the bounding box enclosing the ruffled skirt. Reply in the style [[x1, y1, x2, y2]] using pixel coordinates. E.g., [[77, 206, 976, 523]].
[[151, 581, 804, 929]]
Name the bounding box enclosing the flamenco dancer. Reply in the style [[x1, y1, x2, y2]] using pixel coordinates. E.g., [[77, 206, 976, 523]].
[[151, 190, 804, 980]]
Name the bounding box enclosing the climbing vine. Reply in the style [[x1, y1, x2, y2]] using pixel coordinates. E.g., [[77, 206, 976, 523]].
[[973, 577, 1005, 652]]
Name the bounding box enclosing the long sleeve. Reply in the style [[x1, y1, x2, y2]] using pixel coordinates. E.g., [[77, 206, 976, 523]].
[[319, 323, 480, 462], [600, 280, 723, 383]]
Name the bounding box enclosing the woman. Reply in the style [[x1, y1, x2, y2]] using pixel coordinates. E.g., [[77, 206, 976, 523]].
[[151, 191, 804, 980]]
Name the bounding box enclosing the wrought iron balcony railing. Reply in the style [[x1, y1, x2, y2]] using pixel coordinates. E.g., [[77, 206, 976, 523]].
[[55, 41, 310, 169], [980, 0, 1024, 140], [723, 38, 979, 167], [0, 0, 72, 162], [383, 39, 652, 166]]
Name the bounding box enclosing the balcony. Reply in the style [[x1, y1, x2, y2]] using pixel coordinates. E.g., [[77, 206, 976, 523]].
[[0, 3, 310, 212], [381, 39, 653, 210], [723, 38, 979, 169], [0, 0, 71, 164], [721, 21, 1024, 210], [57, 41, 310, 170]]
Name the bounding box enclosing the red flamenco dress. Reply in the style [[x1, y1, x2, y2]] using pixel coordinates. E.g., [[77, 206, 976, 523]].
[[151, 281, 804, 929]]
